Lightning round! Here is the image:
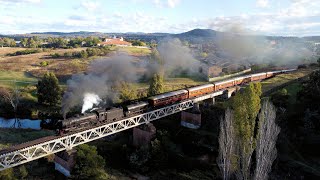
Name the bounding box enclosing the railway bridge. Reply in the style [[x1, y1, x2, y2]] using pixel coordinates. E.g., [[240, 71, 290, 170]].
[[0, 88, 235, 171]]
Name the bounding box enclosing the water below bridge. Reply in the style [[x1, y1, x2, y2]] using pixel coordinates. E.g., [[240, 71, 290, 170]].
[[0, 117, 41, 130]]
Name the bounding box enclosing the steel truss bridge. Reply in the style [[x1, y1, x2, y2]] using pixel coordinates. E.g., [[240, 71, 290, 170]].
[[0, 90, 225, 171]]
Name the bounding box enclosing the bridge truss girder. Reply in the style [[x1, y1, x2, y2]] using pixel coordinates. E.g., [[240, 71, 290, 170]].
[[0, 100, 194, 171]]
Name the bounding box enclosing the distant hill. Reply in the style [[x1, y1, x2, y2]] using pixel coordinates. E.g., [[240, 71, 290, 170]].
[[1, 29, 320, 43], [176, 29, 217, 37], [30, 31, 106, 37], [172, 29, 222, 43]]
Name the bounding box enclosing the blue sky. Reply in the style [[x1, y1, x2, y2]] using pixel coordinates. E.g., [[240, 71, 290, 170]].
[[0, 0, 319, 36]]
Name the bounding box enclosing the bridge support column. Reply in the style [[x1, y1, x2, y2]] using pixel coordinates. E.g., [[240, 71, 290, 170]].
[[54, 149, 77, 177], [181, 103, 201, 129], [133, 123, 156, 147], [203, 97, 215, 107], [225, 86, 239, 99]]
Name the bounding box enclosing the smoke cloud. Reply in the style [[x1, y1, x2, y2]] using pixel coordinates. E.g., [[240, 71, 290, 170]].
[[157, 38, 200, 75], [213, 24, 314, 67], [62, 54, 139, 117], [62, 40, 202, 117]]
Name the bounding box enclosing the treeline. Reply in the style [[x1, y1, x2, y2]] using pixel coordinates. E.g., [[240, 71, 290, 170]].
[[1, 36, 149, 49], [46, 36, 100, 48], [19, 36, 101, 48], [50, 47, 111, 59]]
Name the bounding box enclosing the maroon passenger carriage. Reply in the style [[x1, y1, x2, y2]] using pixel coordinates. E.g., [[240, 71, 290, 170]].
[[148, 90, 189, 107]]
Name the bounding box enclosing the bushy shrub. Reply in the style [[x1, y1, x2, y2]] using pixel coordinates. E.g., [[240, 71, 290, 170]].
[[50, 53, 61, 58], [40, 61, 49, 67]]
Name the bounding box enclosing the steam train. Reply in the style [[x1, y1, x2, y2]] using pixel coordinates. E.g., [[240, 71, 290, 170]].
[[56, 69, 296, 134]]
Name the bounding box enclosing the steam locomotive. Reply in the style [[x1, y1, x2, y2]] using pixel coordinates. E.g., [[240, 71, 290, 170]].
[[56, 69, 296, 134]]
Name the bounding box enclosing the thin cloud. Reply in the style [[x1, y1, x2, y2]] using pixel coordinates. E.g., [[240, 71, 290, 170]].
[[0, 0, 41, 3], [81, 0, 100, 11], [256, 0, 269, 8], [153, 0, 181, 8]]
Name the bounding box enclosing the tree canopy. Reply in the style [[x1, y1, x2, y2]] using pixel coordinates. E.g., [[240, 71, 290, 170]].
[[72, 144, 107, 180], [0, 37, 16, 47], [37, 72, 61, 106], [148, 73, 164, 96], [231, 82, 262, 180]]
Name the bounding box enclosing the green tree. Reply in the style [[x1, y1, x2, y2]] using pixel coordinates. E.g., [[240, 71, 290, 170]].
[[150, 48, 163, 65], [37, 72, 61, 106], [148, 73, 164, 96], [27, 38, 37, 48], [231, 82, 262, 180], [2, 38, 16, 47], [317, 57, 320, 67], [84, 36, 100, 47], [0, 168, 16, 180], [0, 38, 4, 47], [118, 82, 138, 101], [17, 166, 28, 179], [56, 37, 67, 48], [20, 38, 28, 47], [298, 70, 320, 110], [271, 88, 289, 108], [200, 52, 208, 58], [72, 144, 107, 180]]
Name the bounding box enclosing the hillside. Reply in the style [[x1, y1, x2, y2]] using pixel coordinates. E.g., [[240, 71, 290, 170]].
[[2, 29, 320, 44]]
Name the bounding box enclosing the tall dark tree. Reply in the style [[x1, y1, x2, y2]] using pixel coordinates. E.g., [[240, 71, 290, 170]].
[[72, 144, 107, 180], [298, 70, 320, 110], [37, 72, 61, 106]]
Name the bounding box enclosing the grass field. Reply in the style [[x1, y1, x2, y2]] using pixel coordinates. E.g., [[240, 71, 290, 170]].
[[261, 68, 316, 93], [117, 46, 151, 56], [0, 47, 88, 79], [0, 71, 38, 89], [0, 128, 54, 150], [0, 47, 30, 57], [285, 82, 303, 105]]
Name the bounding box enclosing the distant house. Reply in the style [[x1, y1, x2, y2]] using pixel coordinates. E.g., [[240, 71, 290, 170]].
[[98, 36, 132, 47], [15, 41, 23, 47]]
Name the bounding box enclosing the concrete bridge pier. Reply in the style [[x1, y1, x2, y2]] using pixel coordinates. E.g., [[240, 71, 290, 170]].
[[54, 149, 77, 177], [225, 86, 239, 99], [203, 97, 215, 107], [181, 103, 201, 129], [132, 123, 156, 147]]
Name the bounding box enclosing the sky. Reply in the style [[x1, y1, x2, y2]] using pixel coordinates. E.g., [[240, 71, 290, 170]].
[[0, 0, 320, 36]]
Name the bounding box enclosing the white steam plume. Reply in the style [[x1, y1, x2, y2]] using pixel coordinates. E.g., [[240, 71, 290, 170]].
[[81, 93, 102, 113]]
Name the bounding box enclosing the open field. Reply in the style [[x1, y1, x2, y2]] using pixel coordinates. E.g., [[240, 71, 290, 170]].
[[0, 46, 151, 81], [0, 128, 54, 150], [116, 46, 151, 56], [0, 71, 37, 89], [0, 47, 31, 57], [0, 47, 88, 80]]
